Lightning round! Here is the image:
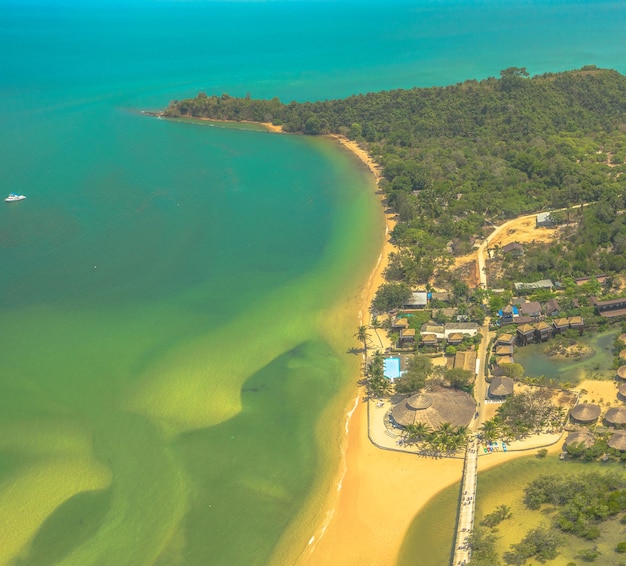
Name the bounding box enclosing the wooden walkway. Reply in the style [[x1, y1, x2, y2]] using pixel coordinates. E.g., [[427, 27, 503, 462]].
[[451, 437, 479, 566]]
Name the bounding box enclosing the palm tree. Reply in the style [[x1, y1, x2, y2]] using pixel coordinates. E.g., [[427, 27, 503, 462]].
[[370, 317, 384, 348], [480, 420, 499, 443], [454, 425, 469, 443], [355, 325, 370, 361], [405, 422, 432, 443]]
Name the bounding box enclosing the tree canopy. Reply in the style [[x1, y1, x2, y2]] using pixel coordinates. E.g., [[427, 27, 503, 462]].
[[166, 67, 626, 287]]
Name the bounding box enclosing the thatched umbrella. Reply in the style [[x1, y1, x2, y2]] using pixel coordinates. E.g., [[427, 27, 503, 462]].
[[609, 432, 626, 451], [605, 407, 626, 427], [618, 366, 626, 380], [488, 376, 514, 398], [618, 334, 626, 345], [619, 383, 626, 401], [620, 349, 626, 361], [390, 386, 475, 429], [570, 403, 601, 424], [564, 431, 595, 449]]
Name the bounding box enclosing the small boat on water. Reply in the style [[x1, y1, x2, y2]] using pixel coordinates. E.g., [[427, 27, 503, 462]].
[[5, 192, 26, 202]]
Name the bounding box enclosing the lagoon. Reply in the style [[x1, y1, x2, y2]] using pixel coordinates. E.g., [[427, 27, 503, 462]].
[[514, 328, 619, 385]]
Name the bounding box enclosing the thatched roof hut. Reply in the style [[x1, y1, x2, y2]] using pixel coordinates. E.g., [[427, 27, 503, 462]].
[[605, 407, 626, 427], [564, 431, 595, 449], [618, 333, 626, 345], [619, 383, 626, 401], [570, 403, 601, 424], [620, 349, 626, 361], [488, 377, 514, 398], [617, 366, 626, 380], [390, 387, 475, 430], [609, 432, 626, 451]]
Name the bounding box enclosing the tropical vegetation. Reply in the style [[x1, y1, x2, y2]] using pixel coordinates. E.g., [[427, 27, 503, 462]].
[[166, 67, 626, 288]]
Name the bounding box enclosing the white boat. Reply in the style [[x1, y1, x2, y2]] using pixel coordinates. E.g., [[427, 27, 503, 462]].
[[5, 192, 26, 202]]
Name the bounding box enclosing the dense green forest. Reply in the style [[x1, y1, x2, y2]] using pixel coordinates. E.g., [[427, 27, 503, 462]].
[[165, 67, 626, 286]]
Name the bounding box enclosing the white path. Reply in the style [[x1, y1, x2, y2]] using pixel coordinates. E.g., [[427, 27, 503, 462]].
[[451, 437, 479, 566]]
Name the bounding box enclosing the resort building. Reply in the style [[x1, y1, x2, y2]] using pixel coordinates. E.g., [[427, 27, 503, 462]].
[[390, 387, 476, 429], [404, 291, 428, 309], [568, 316, 584, 335], [609, 432, 626, 451], [494, 345, 514, 357], [420, 334, 438, 349], [569, 403, 601, 424], [496, 333, 515, 346], [430, 292, 451, 303], [500, 241, 524, 257], [391, 317, 409, 332], [451, 350, 477, 375], [399, 328, 415, 345], [605, 407, 626, 428], [536, 211, 554, 228], [516, 323, 535, 345], [591, 297, 626, 318], [544, 298, 560, 316], [519, 301, 542, 319], [444, 322, 478, 339], [534, 321, 552, 342], [488, 376, 514, 400], [552, 318, 570, 334], [514, 279, 554, 293], [564, 431, 595, 450], [575, 274, 607, 286], [498, 305, 519, 324], [421, 324, 446, 342], [447, 332, 465, 346]]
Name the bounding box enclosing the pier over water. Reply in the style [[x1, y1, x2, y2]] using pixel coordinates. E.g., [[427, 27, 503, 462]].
[[452, 438, 479, 566]]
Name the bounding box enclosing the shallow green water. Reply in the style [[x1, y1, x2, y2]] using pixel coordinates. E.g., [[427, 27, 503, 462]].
[[514, 328, 619, 384], [398, 456, 626, 566], [3, 1, 626, 564]]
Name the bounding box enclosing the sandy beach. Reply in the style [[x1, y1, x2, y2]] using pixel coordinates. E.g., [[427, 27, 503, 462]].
[[293, 134, 571, 566], [187, 120, 567, 564]]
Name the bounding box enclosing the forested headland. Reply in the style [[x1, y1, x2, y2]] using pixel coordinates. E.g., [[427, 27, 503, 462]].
[[165, 67, 626, 287]]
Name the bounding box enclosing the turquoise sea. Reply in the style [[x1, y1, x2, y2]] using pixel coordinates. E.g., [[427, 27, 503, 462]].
[[1, 1, 626, 565]]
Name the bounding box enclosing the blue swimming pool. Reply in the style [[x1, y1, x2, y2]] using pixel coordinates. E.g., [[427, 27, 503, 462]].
[[384, 357, 401, 379]]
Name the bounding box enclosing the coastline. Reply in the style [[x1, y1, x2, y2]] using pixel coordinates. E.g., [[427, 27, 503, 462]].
[[173, 115, 572, 565]]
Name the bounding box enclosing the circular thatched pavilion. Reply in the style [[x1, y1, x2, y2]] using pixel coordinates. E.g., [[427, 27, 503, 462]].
[[619, 334, 626, 345], [605, 407, 626, 427], [620, 350, 626, 361], [609, 432, 626, 451], [564, 431, 595, 450], [391, 386, 476, 430], [570, 403, 601, 424], [618, 366, 626, 381]]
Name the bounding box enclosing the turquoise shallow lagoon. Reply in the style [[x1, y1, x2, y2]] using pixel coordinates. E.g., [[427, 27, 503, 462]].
[[1, 1, 626, 564]]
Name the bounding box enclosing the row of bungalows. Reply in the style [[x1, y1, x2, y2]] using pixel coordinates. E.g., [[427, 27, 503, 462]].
[[516, 317, 584, 345], [494, 333, 516, 365], [590, 296, 626, 319]]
